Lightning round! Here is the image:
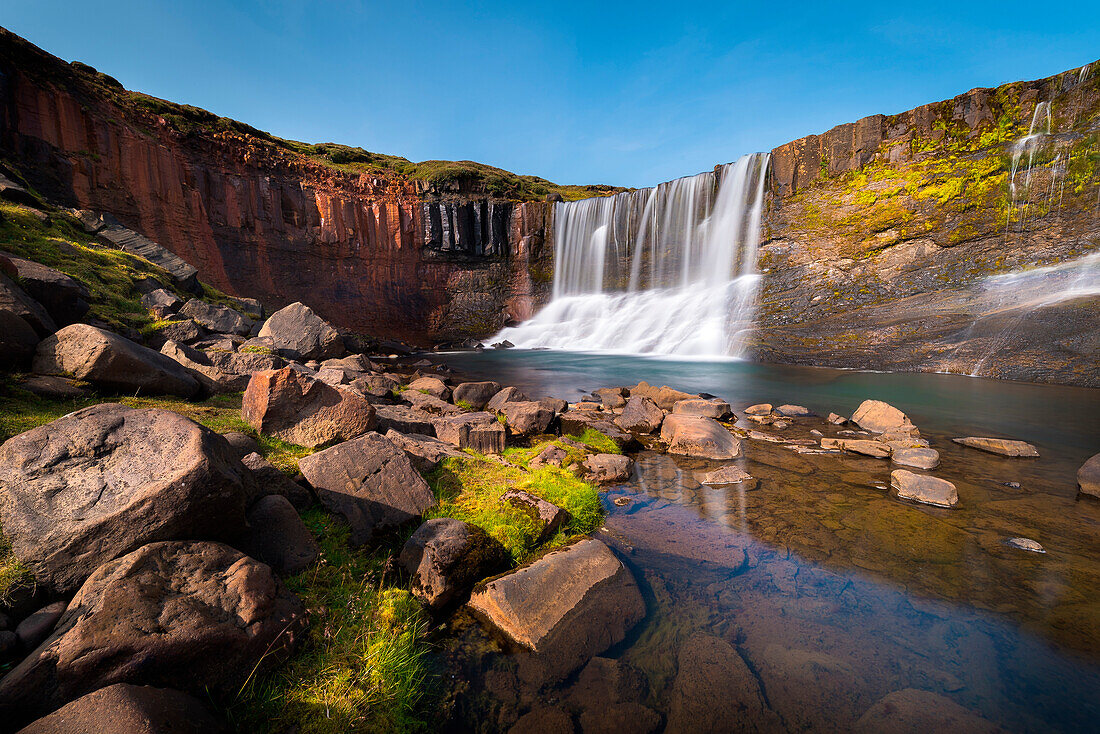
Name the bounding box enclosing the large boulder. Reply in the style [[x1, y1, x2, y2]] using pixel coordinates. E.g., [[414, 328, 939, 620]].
[[0, 404, 251, 594], [486, 386, 529, 413], [1, 256, 89, 327], [141, 288, 183, 319], [33, 324, 200, 398], [853, 688, 1001, 734], [952, 437, 1040, 457], [433, 412, 506, 453], [660, 415, 742, 460], [594, 387, 627, 409], [559, 413, 635, 451], [15, 684, 224, 734], [298, 433, 435, 545], [0, 271, 56, 336], [0, 309, 39, 369], [178, 299, 252, 336], [401, 390, 462, 416], [851, 400, 915, 434], [1079, 453, 1100, 499], [891, 470, 959, 507], [161, 340, 284, 394], [242, 494, 320, 577], [631, 382, 695, 411], [615, 396, 664, 434], [350, 374, 399, 401], [0, 541, 304, 722], [399, 518, 508, 610], [499, 401, 554, 437], [257, 302, 344, 360], [666, 633, 776, 734], [467, 538, 645, 682], [452, 381, 502, 410], [384, 430, 464, 473], [406, 376, 450, 400], [242, 367, 376, 448]]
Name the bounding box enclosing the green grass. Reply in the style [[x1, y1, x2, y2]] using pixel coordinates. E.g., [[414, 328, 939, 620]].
[[228, 508, 433, 734], [0, 526, 31, 606], [453, 399, 474, 412], [566, 427, 623, 455]]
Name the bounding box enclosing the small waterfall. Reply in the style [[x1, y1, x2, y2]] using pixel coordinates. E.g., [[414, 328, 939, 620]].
[[1006, 101, 1053, 235], [495, 152, 770, 357]]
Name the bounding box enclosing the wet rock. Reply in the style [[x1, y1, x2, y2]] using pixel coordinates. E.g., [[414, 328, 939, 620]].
[[452, 380, 502, 409], [661, 415, 742, 460], [500, 401, 554, 436], [744, 403, 773, 415], [699, 465, 758, 488], [1078, 453, 1100, 499], [406, 376, 450, 400], [178, 299, 252, 336], [952, 437, 1040, 457], [851, 399, 915, 434], [14, 683, 225, 734], [615, 396, 665, 434], [580, 703, 661, 734], [468, 538, 645, 682], [853, 688, 1001, 734], [776, 404, 813, 417], [487, 386, 529, 413], [892, 447, 941, 470], [566, 657, 652, 732], [821, 437, 892, 458], [258, 302, 345, 360], [399, 518, 508, 610], [241, 452, 313, 511], [667, 633, 774, 734], [0, 541, 304, 722], [827, 412, 848, 425], [757, 645, 864, 732], [298, 433, 434, 545], [1005, 537, 1045, 553], [14, 602, 66, 652], [672, 398, 732, 420], [222, 431, 261, 458], [385, 429, 464, 473], [34, 324, 200, 397], [141, 288, 183, 318], [0, 404, 250, 594], [0, 271, 56, 336], [242, 494, 320, 576], [580, 453, 634, 484], [501, 489, 571, 543], [375, 405, 438, 436], [879, 424, 922, 442], [594, 387, 627, 409], [891, 470, 959, 507], [507, 707, 574, 734], [242, 367, 376, 448], [433, 412, 506, 453], [0, 309, 40, 368]]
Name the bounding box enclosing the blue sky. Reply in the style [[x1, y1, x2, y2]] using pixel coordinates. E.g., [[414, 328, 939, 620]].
[[6, 1, 1099, 188]]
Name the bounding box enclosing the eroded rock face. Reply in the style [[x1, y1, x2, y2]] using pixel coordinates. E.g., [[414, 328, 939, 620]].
[[258, 302, 345, 360], [399, 518, 508, 610], [616, 396, 664, 434], [0, 404, 250, 594], [14, 684, 224, 734], [952, 437, 1040, 457], [0, 541, 304, 722], [242, 367, 375, 448], [298, 433, 435, 545], [33, 324, 200, 397], [661, 415, 742, 460]]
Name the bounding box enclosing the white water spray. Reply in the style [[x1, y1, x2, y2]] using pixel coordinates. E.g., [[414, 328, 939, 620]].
[[494, 153, 770, 357]]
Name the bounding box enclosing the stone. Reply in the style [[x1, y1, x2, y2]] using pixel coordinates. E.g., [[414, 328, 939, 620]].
[[321, 354, 370, 372], [401, 390, 462, 416], [258, 302, 345, 360], [468, 539, 644, 682], [33, 324, 200, 398], [580, 454, 634, 484], [0, 404, 251, 594], [1005, 537, 1045, 553], [241, 452, 313, 511], [539, 397, 569, 415], [433, 412, 506, 454], [851, 399, 915, 434], [661, 415, 742, 460], [162, 339, 284, 394], [487, 386, 529, 413], [560, 413, 636, 451], [221, 431, 261, 458], [242, 367, 376, 448], [744, 403, 773, 415], [316, 367, 351, 386], [14, 683, 224, 734], [384, 429, 465, 473], [666, 633, 774, 734], [529, 444, 569, 469], [243, 494, 320, 576], [615, 396, 664, 434], [15, 375, 88, 400], [1, 256, 89, 327], [406, 376, 450, 400], [0, 309, 39, 368], [654, 385, 696, 411], [375, 405, 438, 436], [566, 656, 649, 712], [0, 541, 304, 721], [1079, 453, 1100, 499], [853, 688, 1001, 734], [351, 374, 399, 400], [178, 299, 252, 336], [594, 387, 626, 409], [399, 518, 508, 610], [580, 703, 661, 734], [821, 437, 892, 458], [95, 217, 199, 291], [0, 271, 56, 336], [452, 380, 502, 410], [699, 465, 757, 488], [672, 398, 732, 420], [892, 447, 941, 470], [827, 412, 848, 425], [776, 404, 813, 417], [500, 401, 554, 436], [146, 318, 205, 348], [952, 437, 1040, 457], [141, 288, 183, 318], [14, 602, 66, 652], [891, 470, 959, 508], [298, 433, 435, 545], [501, 489, 571, 543]]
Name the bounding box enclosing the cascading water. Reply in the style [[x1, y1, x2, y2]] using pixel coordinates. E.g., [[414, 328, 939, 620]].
[[494, 152, 770, 357]]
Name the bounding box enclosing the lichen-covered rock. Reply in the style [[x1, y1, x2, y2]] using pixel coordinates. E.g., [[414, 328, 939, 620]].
[[399, 518, 508, 610], [242, 367, 375, 448], [615, 396, 664, 434], [258, 302, 345, 360], [15, 684, 224, 734], [405, 376, 450, 401], [952, 437, 1040, 457]]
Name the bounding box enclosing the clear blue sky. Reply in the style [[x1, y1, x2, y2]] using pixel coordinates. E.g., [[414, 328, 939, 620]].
[[6, 1, 1099, 188]]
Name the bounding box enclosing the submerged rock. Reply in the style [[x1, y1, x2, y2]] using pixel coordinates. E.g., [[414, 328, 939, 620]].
[[821, 437, 892, 458], [892, 447, 941, 470], [399, 518, 508, 610], [853, 688, 1001, 734], [699, 465, 758, 488], [1005, 537, 1045, 553], [952, 437, 1040, 457], [667, 633, 776, 734], [776, 404, 813, 417], [891, 470, 959, 508]]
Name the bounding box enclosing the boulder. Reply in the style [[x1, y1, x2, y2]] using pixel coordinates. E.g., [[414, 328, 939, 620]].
[[399, 518, 508, 610], [242, 367, 376, 448], [221, 431, 261, 458], [1079, 453, 1100, 499], [15, 683, 224, 734], [452, 380, 502, 410], [892, 447, 941, 470], [594, 387, 626, 409], [162, 340, 284, 394], [487, 386, 529, 413], [672, 398, 732, 420], [500, 401, 554, 437], [827, 412, 848, 425], [375, 405, 438, 436], [891, 470, 958, 508], [560, 414, 635, 451], [0, 271, 56, 336], [258, 302, 345, 360], [468, 539, 644, 682], [580, 454, 634, 484], [316, 367, 352, 386], [661, 415, 742, 460], [529, 444, 570, 470], [241, 452, 313, 511], [146, 319, 205, 348], [401, 390, 462, 416], [851, 400, 915, 434], [699, 465, 757, 488], [243, 494, 320, 576], [539, 397, 569, 415], [350, 374, 399, 401], [0, 309, 39, 368], [952, 437, 1040, 457], [178, 299, 252, 336], [775, 404, 813, 417], [0, 404, 251, 594], [666, 633, 775, 734], [14, 602, 66, 652], [744, 403, 773, 415], [141, 288, 183, 319], [1, 256, 89, 327], [654, 385, 696, 411], [615, 396, 664, 434], [500, 489, 571, 543], [406, 376, 450, 400], [33, 324, 199, 398], [820, 437, 892, 458], [433, 412, 506, 454], [298, 433, 435, 545], [15, 375, 88, 400], [0, 541, 304, 722], [853, 688, 1001, 734], [321, 354, 371, 372], [384, 430, 465, 473]]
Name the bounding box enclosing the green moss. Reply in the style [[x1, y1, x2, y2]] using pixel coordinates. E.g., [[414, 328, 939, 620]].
[[566, 428, 623, 455], [453, 399, 475, 412], [0, 526, 32, 606]]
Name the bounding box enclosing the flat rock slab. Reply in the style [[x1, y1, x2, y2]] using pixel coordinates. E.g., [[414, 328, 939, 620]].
[[952, 437, 1040, 457], [661, 415, 742, 460], [298, 433, 435, 545], [399, 518, 508, 610], [242, 367, 376, 448], [891, 469, 959, 508], [0, 404, 250, 594], [15, 683, 224, 734], [468, 538, 644, 682]]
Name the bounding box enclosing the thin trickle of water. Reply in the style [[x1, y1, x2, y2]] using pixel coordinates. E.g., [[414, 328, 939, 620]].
[[1006, 101, 1053, 235], [495, 153, 770, 357]]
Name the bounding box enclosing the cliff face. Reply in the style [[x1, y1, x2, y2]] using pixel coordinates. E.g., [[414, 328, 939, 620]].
[[0, 28, 553, 344]]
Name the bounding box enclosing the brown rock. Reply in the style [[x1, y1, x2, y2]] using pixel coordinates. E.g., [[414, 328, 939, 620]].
[[385, 429, 465, 473], [1079, 453, 1100, 499], [500, 401, 554, 436], [406, 376, 450, 400], [699, 465, 757, 488], [433, 412, 506, 453], [375, 405, 438, 436], [14, 602, 66, 652], [0, 256, 88, 328], [891, 470, 959, 507], [242, 494, 320, 576], [241, 452, 312, 510], [0, 309, 39, 368], [14, 375, 87, 400], [500, 489, 571, 543], [952, 437, 1040, 457], [827, 412, 848, 425], [594, 387, 626, 409], [851, 399, 915, 434], [257, 302, 345, 360], [580, 454, 634, 484], [655, 385, 696, 411], [508, 707, 574, 734], [141, 288, 183, 319], [399, 518, 508, 610], [672, 398, 732, 420], [661, 415, 742, 460], [743, 403, 773, 416], [892, 447, 941, 470], [487, 386, 529, 413], [820, 437, 892, 458], [539, 396, 569, 415], [776, 404, 813, 417], [350, 374, 399, 400], [221, 431, 261, 458], [615, 396, 664, 434], [452, 380, 502, 410], [666, 633, 774, 734], [15, 683, 224, 734], [162, 339, 284, 394], [178, 299, 252, 336], [241, 367, 376, 448], [0, 271, 55, 336], [401, 389, 463, 416]]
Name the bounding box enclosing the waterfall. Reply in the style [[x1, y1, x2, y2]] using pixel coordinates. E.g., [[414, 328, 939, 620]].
[[494, 152, 770, 357]]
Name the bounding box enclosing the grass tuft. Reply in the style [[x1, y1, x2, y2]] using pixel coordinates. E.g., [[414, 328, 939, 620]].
[[567, 428, 623, 455]]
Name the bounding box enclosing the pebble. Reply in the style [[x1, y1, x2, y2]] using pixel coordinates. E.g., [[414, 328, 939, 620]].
[[613, 497, 632, 507], [1005, 538, 1045, 553]]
